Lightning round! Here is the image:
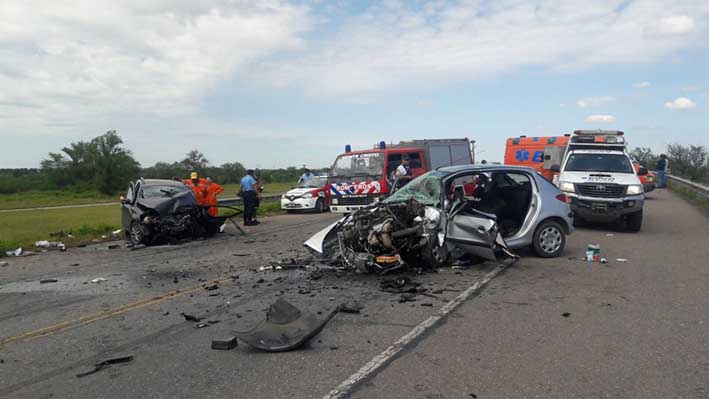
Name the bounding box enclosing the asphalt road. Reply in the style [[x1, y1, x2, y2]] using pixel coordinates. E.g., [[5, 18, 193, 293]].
[[0, 189, 707, 398]]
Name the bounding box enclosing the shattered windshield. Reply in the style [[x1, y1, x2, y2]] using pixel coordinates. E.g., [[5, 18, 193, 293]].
[[299, 177, 327, 188], [565, 153, 633, 173], [331, 152, 384, 177], [142, 185, 190, 198], [383, 171, 448, 206]]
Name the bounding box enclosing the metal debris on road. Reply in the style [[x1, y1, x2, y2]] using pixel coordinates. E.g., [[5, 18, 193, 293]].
[[5, 248, 23, 257], [181, 313, 203, 322], [75, 355, 134, 378], [234, 298, 336, 352], [616, 258, 629, 262], [39, 278, 59, 284], [0, 261, 8, 267], [562, 312, 571, 317], [211, 336, 238, 350], [338, 301, 364, 314], [91, 277, 108, 283], [204, 283, 219, 291]]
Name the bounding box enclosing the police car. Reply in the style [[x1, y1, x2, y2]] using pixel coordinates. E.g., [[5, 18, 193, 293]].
[[280, 175, 329, 213]]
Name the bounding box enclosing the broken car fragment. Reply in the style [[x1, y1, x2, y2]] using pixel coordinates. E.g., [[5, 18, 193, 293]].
[[234, 298, 335, 352]]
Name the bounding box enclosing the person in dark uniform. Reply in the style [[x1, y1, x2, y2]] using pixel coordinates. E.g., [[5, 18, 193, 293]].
[[391, 154, 413, 192], [239, 169, 259, 225]]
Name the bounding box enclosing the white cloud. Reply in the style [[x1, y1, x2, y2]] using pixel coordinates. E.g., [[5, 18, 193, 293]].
[[633, 81, 651, 89], [576, 96, 616, 108], [249, 1, 709, 95], [664, 97, 697, 109], [586, 114, 616, 123], [0, 0, 310, 133]]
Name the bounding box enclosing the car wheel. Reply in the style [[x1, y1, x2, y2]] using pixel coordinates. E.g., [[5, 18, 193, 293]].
[[532, 220, 565, 258], [626, 209, 643, 232], [423, 242, 449, 268], [315, 198, 325, 213], [129, 221, 147, 245]]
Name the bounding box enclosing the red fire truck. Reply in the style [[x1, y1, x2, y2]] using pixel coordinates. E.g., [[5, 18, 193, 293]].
[[329, 139, 475, 213]]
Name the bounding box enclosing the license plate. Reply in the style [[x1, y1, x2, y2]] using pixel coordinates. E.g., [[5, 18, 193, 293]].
[[284, 203, 300, 208], [591, 203, 608, 214]]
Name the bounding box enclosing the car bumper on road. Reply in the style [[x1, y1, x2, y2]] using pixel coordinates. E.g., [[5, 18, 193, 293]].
[[281, 197, 318, 211], [569, 194, 644, 221], [330, 204, 369, 213]]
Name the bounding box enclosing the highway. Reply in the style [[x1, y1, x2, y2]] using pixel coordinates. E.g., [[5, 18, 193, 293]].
[[0, 188, 707, 398]]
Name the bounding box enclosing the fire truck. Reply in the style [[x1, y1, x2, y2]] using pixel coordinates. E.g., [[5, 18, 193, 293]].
[[328, 138, 475, 213], [504, 130, 648, 231]]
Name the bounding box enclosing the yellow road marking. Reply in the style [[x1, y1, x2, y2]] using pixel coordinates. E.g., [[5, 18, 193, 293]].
[[0, 278, 229, 347]]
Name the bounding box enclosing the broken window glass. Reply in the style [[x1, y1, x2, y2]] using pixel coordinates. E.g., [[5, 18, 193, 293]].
[[383, 171, 449, 206]]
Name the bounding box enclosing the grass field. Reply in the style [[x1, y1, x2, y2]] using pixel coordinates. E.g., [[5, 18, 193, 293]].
[[0, 182, 294, 211], [0, 198, 287, 255], [669, 181, 709, 216]]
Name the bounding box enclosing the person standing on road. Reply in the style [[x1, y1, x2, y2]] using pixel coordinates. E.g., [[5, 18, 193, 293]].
[[239, 169, 259, 225], [656, 154, 669, 188], [254, 168, 264, 211], [185, 172, 208, 206], [299, 168, 314, 183], [205, 177, 224, 217], [391, 154, 413, 192]]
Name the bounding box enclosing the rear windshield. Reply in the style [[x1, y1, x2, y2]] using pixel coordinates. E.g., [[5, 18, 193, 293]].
[[142, 185, 190, 198], [564, 153, 633, 174]]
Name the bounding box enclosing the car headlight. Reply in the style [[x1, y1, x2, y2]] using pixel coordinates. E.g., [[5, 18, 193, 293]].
[[558, 181, 575, 193], [331, 198, 339, 205], [646, 176, 655, 182], [626, 184, 643, 195], [303, 192, 313, 199]]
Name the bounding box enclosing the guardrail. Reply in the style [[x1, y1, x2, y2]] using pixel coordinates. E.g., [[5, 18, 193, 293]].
[[667, 174, 709, 199], [217, 194, 282, 207]]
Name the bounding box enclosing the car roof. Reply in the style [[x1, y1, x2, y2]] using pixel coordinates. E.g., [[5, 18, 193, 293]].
[[437, 164, 537, 173], [140, 179, 188, 187]]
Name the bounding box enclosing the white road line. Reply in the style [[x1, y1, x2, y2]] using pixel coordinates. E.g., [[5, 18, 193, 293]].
[[323, 261, 512, 399]]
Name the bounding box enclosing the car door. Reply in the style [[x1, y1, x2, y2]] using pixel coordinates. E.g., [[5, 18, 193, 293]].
[[442, 172, 511, 260], [121, 183, 135, 229]]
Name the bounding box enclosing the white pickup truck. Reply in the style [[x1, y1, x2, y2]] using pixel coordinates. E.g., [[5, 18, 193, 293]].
[[552, 130, 647, 231]]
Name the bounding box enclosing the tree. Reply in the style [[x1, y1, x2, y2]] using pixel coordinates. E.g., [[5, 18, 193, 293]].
[[666, 143, 709, 181], [629, 147, 657, 168], [91, 130, 141, 195], [181, 150, 209, 174]]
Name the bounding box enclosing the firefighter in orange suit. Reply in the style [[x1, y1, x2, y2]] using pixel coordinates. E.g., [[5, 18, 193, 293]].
[[205, 177, 224, 217]]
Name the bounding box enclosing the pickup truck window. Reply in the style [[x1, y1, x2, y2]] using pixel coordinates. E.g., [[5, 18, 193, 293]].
[[564, 153, 633, 174]]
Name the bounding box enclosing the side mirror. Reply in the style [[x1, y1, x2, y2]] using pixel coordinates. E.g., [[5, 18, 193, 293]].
[[120, 196, 130, 205], [637, 167, 649, 176], [550, 164, 561, 172]]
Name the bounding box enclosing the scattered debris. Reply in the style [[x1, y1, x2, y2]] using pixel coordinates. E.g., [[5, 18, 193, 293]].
[[420, 303, 434, 307], [195, 323, 209, 329], [204, 283, 219, 291], [398, 293, 417, 303], [211, 336, 238, 350], [39, 278, 58, 284], [111, 229, 122, 238], [75, 355, 134, 378], [600, 258, 608, 264], [338, 301, 364, 314], [181, 313, 203, 322], [5, 248, 23, 257], [329, 345, 339, 350], [91, 277, 108, 283], [616, 258, 628, 263], [585, 243, 601, 262], [562, 312, 571, 317], [232, 253, 250, 257], [308, 269, 324, 281], [234, 298, 336, 352], [606, 233, 614, 237], [0, 261, 8, 267]]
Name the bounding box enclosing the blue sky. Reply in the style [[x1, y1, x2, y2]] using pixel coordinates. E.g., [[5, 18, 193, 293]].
[[1, 0, 707, 169]]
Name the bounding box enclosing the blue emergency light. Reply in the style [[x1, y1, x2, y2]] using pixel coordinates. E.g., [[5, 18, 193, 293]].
[[345, 144, 352, 153], [379, 141, 386, 149]]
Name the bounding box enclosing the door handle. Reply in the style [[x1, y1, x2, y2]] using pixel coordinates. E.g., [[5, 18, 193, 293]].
[[477, 226, 487, 233]]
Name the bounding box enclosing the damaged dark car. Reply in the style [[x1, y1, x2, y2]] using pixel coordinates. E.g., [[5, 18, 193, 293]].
[[121, 179, 228, 245], [305, 165, 573, 273]]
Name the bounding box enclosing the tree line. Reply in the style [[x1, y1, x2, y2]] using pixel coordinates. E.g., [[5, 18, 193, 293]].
[[630, 143, 709, 182], [0, 131, 327, 195]]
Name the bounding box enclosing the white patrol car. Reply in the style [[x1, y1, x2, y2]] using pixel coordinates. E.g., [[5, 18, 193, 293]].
[[554, 131, 646, 231], [280, 175, 329, 213]]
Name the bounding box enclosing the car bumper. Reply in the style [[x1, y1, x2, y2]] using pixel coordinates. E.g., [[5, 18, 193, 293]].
[[568, 194, 644, 221], [330, 205, 368, 213], [643, 183, 656, 193], [281, 197, 318, 210]]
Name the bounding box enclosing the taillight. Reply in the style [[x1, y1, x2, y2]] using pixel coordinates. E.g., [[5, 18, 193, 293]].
[[556, 193, 569, 203]]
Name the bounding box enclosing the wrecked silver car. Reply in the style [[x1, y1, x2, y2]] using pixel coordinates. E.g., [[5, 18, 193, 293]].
[[121, 179, 231, 245], [305, 165, 573, 272]]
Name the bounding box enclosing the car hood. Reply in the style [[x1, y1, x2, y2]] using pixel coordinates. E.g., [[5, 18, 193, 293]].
[[285, 188, 317, 197], [560, 171, 641, 185], [136, 191, 198, 216]]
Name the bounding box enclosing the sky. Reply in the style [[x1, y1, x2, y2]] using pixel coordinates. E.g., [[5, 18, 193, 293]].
[[1, 0, 708, 169]]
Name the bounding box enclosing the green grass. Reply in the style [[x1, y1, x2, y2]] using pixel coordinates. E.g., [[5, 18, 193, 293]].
[[0, 205, 121, 255], [0, 190, 115, 210], [668, 181, 709, 215]]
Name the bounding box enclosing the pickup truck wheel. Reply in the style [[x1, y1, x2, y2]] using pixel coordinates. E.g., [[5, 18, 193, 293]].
[[532, 220, 565, 258], [626, 209, 643, 232], [129, 221, 147, 245]]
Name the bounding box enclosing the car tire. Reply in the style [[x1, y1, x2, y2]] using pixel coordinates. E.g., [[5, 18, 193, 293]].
[[423, 242, 449, 268], [532, 220, 566, 258], [315, 198, 326, 213], [626, 209, 643, 232], [129, 221, 147, 246]]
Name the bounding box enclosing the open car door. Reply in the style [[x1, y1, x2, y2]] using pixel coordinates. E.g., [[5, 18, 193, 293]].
[[443, 200, 515, 261]]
